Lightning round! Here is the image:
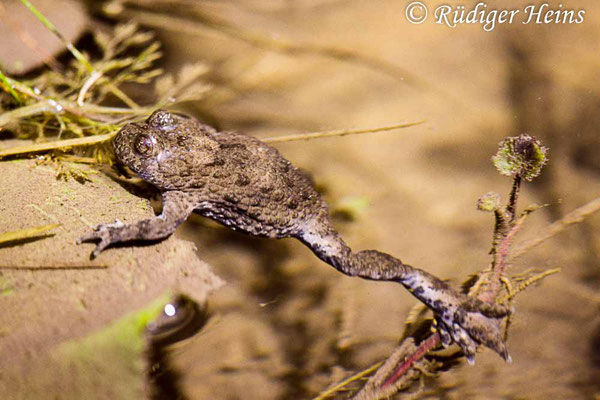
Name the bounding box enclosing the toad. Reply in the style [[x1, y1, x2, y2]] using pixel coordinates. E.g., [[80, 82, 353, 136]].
[[79, 110, 511, 364]]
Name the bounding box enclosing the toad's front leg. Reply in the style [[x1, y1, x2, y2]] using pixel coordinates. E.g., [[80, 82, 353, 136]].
[[78, 190, 194, 257]]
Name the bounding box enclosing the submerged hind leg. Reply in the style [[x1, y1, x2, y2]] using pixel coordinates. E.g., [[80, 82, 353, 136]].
[[296, 219, 511, 363]]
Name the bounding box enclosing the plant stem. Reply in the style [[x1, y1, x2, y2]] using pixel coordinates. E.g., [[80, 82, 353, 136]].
[[506, 174, 521, 222], [511, 196, 600, 259], [263, 120, 425, 143], [18, 0, 94, 73], [491, 208, 509, 256], [120, 8, 424, 87], [381, 333, 441, 388], [0, 133, 116, 159], [313, 361, 383, 400], [0, 102, 58, 128], [0, 223, 60, 245], [0, 69, 22, 103]]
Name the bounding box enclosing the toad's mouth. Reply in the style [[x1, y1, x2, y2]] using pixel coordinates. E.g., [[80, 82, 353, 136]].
[[106, 163, 156, 195], [114, 162, 137, 179]]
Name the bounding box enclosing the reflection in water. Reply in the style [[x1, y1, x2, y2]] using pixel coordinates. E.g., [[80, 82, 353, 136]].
[[146, 295, 210, 400]]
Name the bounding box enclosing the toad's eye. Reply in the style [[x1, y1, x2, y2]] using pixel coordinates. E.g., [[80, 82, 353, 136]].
[[134, 134, 155, 156]]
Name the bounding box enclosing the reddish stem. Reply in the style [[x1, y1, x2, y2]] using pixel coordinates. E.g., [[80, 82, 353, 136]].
[[381, 333, 441, 388]]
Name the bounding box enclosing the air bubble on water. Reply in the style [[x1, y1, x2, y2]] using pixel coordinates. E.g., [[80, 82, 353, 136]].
[[164, 303, 176, 317], [48, 99, 64, 113]]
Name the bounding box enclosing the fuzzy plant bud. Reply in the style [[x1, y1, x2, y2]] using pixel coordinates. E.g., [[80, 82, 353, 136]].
[[477, 192, 501, 212], [492, 134, 548, 181]]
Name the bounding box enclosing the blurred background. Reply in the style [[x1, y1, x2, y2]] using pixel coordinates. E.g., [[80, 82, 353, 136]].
[[1, 0, 599, 398]]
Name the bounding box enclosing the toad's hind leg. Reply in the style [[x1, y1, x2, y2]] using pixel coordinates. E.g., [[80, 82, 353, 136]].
[[295, 218, 511, 364]]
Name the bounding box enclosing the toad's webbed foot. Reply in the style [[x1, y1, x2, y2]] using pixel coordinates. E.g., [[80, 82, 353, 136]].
[[434, 296, 512, 364], [396, 267, 512, 364], [77, 219, 127, 258]]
